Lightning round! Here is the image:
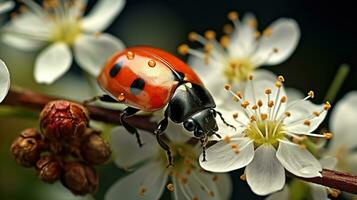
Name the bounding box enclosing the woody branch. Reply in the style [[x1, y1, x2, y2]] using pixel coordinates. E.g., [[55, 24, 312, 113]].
[[3, 87, 357, 194]]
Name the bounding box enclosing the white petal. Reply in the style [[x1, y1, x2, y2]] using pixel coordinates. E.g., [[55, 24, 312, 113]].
[[252, 18, 300, 66], [172, 171, 228, 200], [284, 101, 327, 134], [214, 174, 233, 200], [244, 78, 286, 117], [246, 144, 285, 195], [2, 34, 46, 51], [329, 91, 357, 150], [276, 142, 322, 178], [214, 108, 248, 139], [200, 137, 254, 172], [265, 186, 289, 200], [74, 33, 125, 76], [81, 0, 126, 33], [187, 55, 228, 105], [0, 1, 14, 13], [252, 69, 277, 81], [319, 156, 337, 170], [34, 42, 72, 84], [285, 87, 304, 103], [4, 12, 52, 40], [105, 161, 168, 200], [227, 13, 257, 58], [164, 121, 192, 143], [0, 60, 10, 103], [309, 183, 330, 200], [110, 126, 158, 168]]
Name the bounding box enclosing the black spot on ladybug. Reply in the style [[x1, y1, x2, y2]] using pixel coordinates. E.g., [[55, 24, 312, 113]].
[[174, 71, 185, 81], [130, 78, 145, 95], [109, 62, 123, 77]]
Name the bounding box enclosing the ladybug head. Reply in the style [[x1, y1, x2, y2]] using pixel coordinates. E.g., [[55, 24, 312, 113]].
[[183, 108, 218, 138]]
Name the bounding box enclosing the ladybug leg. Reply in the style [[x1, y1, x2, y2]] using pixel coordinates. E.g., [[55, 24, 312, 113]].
[[83, 95, 117, 105], [216, 110, 236, 131], [200, 136, 208, 162], [154, 110, 173, 167], [120, 107, 144, 147]]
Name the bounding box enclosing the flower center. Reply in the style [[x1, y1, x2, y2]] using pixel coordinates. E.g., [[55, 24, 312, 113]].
[[51, 20, 81, 45], [224, 59, 254, 83], [246, 120, 285, 147]]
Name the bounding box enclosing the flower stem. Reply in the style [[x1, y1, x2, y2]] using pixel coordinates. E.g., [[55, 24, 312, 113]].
[[324, 64, 350, 103], [3, 87, 357, 194]]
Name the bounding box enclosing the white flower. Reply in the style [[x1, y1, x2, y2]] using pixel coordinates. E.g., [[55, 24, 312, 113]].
[[199, 75, 331, 195], [266, 156, 338, 200], [327, 92, 357, 174], [2, 0, 125, 84], [105, 122, 232, 200], [0, 0, 14, 14], [178, 12, 299, 105], [0, 59, 10, 102]]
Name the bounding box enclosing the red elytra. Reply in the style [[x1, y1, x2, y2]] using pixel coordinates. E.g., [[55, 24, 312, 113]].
[[97, 46, 203, 111]]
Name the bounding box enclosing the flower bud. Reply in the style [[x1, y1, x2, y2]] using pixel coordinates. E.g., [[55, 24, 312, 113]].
[[36, 155, 61, 183], [81, 133, 112, 165], [10, 128, 43, 167], [62, 161, 98, 195], [40, 100, 89, 143]]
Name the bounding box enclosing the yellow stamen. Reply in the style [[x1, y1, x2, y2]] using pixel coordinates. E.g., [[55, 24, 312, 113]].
[[240, 173, 246, 181], [324, 132, 333, 139], [224, 84, 231, 90], [232, 113, 239, 119], [220, 36, 230, 48], [178, 44, 189, 55], [139, 187, 147, 196], [324, 102, 331, 111], [308, 90, 315, 98], [166, 183, 174, 192], [227, 11, 239, 21], [223, 24, 233, 34], [304, 120, 311, 126], [263, 28, 272, 37], [212, 175, 219, 182], [204, 30, 216, 40], [188, 32, 198, 41], [241, 100, 250, 108], [224, 136, 231, 143], [261, 113, 268, 120], [265, 89, 272, 95]]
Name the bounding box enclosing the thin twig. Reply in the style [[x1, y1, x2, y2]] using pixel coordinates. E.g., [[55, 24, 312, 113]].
[[2, 88, 357, 194]]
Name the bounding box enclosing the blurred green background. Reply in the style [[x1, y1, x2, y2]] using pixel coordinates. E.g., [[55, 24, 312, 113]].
[[0, 0, 356, 199]]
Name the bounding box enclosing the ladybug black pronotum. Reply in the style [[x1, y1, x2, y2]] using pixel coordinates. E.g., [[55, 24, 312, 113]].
[[94, 46, 234, 166]]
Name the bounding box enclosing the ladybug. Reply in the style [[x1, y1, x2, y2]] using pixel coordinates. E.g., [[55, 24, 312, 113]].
[[95, 46, 234, 165]]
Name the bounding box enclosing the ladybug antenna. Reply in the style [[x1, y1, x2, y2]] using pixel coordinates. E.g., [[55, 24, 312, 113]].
[[216, 110, 236, 131]]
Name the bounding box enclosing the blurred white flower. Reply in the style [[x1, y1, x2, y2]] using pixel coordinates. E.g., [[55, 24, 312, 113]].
[[199, 76, 331, 195], [105, 122, 232, 200], [179, 12, 299, 105], [2, 0, 125, 84], [327, 92, 357, 173], [266, 156, 338, 200], [0, 0, 14, 14], [0, 59, 10, 102]]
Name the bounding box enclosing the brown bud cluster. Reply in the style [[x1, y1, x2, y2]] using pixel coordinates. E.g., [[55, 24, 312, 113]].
[[10, 100, 111, 196]]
